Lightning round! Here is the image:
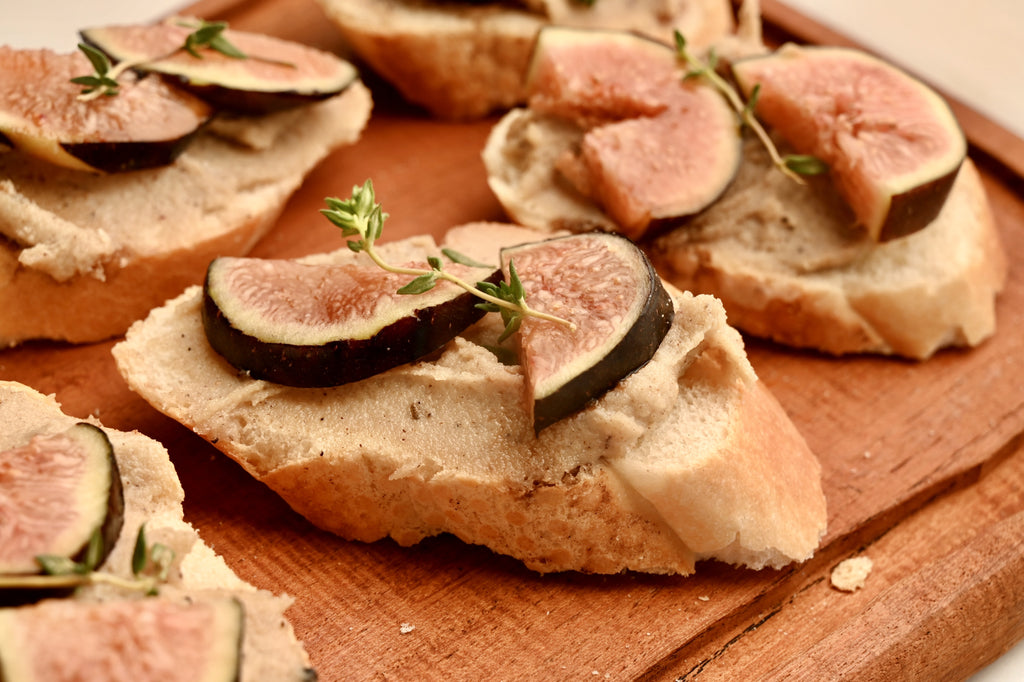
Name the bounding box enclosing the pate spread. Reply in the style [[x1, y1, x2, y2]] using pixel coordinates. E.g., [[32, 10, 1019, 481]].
[[0, 86, 366, 279]]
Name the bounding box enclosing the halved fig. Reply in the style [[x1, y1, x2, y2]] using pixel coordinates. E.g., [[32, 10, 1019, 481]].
[[0, 597, 243, 682], [0, 423, 123, 576], [81, 19, 359, 114], [732, 44, 967, 241], [523, 26, 742, 239], [0, 46, 212, 173], [569, 103, 742, 238], [202, 255, 502, 387], [502, 232, 675, 432], [525, 26, 680, 126]]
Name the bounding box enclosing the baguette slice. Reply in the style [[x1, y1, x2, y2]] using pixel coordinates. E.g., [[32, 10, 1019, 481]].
[[113, 223, 826, 575], [649, 143, 1007, 358], [0, 380, 315, 682], [483, 107, 1008, 359], [315, 0, 735, 119], [0, 78, 372, 346]]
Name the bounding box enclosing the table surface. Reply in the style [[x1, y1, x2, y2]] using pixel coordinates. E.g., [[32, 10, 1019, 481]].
[[2, 1, 1023, 679], [772, 6, 1024, 677]]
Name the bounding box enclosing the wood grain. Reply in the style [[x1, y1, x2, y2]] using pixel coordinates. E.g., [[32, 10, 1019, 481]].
[[3, 1, 1023, 679]]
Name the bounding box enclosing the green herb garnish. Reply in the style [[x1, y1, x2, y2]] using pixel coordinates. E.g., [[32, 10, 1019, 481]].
[[321, 179, 574, 342], [70, 43, 122, 96], [180, 19, 246, 59], [674, 30, 828, 183], [73, 19, 248, 101], [0, 524, 176, 596]]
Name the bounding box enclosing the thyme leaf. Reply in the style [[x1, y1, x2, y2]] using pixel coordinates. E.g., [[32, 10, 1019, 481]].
[[475, 261, 530, 343], [79, 41, 112, 74], [180, 20, 246, 59], [784, 154, 830, 176], [131, 522, 149, 574], [440, 247, 493, 269], [35, 554, 82, 576], [0, 524, 176, 596], [321, 179, 574, 341], [397, 272, 439, 295], [81, 527, 105, 572], [72, 44, 121, 96], [674, 30, 828, 183], [74, 19, 254, 101]]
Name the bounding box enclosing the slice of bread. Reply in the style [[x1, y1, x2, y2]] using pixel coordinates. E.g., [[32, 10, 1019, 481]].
[[648, 143, 1007, 359], [315, 0, 735, 119], [483, 104, 1007, 359], [0, 79, 372, 346], [112, 223, 826, 575], [0, 380, 315, 681]]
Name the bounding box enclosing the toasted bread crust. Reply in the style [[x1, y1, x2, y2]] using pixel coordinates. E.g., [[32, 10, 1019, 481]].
[[316, 0, 735, 119], [0, 81, 373, 346], [0, 207, 278, 345]]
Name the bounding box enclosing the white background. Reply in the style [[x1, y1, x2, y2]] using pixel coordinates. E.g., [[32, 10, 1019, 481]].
[[2, 1, 1022, 679]]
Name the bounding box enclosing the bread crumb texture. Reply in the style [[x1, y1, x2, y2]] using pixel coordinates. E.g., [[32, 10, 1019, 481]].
[[831, 555, 874, 592]]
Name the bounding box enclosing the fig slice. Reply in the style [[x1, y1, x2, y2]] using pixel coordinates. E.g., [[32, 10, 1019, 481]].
[[0, 46, 212, 173], [202, 255, 502, 388], [81, 19, 360, 114], [525, 26, 680, 126], [502, 231, 675, 432], [0, 423, 123, 577], [523, 26, 742, 239], [732, 44, 967, 242], [0, 597, 243, 682]]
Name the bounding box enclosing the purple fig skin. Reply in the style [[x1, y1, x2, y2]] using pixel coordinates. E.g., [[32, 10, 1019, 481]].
[[0, 45, 215, 173], [166, 74, 356, 115], [202, 264, 503, 389], [531, 280, 674, 433], [79, 24, 359, 116], [60, 124, 208, 173], [0, 424, 124, 606], [732, 44, 967, 242], [879, 167, 960, 241], [502, 232, 675, 433], [524, 25, 742, 239]]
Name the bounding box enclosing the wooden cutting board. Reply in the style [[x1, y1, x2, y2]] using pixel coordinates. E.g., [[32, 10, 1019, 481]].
[[4, 0, 1023, 679]]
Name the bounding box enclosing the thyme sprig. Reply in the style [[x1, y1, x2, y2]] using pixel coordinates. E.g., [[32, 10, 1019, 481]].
[[73, 19, 249, 101], [673, 30, 828, 183], [0, 524, 175, 596], [71, 44, 121, 97], [321, 179, 574, 342]]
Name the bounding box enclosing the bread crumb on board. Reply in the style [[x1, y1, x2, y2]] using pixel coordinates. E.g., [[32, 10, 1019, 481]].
[[831, 556, 873, 592]]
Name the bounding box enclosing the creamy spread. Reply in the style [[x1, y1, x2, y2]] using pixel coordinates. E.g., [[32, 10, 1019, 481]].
[[0, 85, 367, 280], [0, 179, 114, 281]]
